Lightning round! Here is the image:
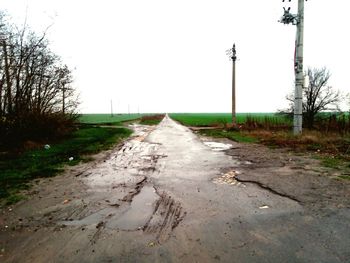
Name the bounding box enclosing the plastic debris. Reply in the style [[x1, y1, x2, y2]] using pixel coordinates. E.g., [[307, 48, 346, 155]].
[[63, 199, 70, 204], [259, 205, 270, 209], [44, 144, 50, 150], [68, 157, 74, 161], [148, 241, 156, 247]]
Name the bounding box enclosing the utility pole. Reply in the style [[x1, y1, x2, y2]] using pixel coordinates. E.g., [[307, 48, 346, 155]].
[[62, 83, 66, 115], [280, 0, 307, 135], [110, 100, 113, 117], [226, 43, 237, 126]]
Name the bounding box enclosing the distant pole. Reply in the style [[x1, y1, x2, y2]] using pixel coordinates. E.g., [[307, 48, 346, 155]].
[[280, 0, 306, 135], [110, 100, 113, 117], [231, 43, 237, 126], [62, 83, 66, 114]]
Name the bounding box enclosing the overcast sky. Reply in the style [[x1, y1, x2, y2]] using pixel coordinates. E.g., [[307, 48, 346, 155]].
[[2, 0, 349, 113]]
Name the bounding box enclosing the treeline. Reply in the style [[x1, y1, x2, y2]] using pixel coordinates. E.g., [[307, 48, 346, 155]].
[[0, 12, 78, 149]]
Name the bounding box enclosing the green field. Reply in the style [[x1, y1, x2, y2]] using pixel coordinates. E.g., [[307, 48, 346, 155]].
[[169, 113, 289, 127], [80, 113, 291, 127], [79, 114, 142, 124]]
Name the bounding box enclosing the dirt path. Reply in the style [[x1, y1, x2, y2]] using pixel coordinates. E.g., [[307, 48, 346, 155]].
[[1, 116, 349, 262]]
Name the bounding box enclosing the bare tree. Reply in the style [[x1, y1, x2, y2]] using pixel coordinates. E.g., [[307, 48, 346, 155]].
[[0, 11, 79, 147], [286, 67, 342, 128]]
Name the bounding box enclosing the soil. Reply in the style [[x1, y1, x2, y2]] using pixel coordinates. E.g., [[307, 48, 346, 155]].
[[0, 116, 349, 263]]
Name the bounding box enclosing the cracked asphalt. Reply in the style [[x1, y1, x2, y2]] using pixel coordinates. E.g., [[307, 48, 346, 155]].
[[1, 115, 349, 262]]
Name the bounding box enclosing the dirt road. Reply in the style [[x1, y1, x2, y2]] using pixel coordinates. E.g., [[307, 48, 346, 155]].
[[1, 115, 349, 262]]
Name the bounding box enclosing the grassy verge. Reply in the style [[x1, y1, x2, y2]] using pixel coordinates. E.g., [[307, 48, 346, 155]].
[[245, 130, 350, 177], [198, 129, 258, 143], [0, 126, 132, 205]]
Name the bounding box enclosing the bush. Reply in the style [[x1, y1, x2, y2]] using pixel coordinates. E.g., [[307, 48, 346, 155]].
[[0, 113, 78, 150]]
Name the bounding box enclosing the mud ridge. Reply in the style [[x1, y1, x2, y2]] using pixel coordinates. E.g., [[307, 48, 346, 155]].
[[120, 176, 147, 202], [90, 221, 105, 244], [235, 176, 301, 203], [143, 192, 185, 243], [73, 141, 129, 177]]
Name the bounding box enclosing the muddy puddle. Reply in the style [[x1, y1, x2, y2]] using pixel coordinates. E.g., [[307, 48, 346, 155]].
[[203, 141, 232, 151], [108, 185, 159, 230], [61, 186, 159, 230]]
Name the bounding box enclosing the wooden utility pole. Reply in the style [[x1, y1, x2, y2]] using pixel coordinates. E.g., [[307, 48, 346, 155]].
[[62, 84, 65, 114]]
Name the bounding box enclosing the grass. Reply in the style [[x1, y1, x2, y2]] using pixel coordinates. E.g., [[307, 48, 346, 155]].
[[0, 126, 132, 204], [198, 129, 258, 143], [139, 114, 165, 125], [338, 175, 350, 180], [139, 119, 161, 125], [169, 113, 289, 127], [320, 156, 344, 169], [315, 154, 350, 176]]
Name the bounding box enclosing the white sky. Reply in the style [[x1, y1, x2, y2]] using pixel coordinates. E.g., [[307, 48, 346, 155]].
[[2, 0, 350, 113]]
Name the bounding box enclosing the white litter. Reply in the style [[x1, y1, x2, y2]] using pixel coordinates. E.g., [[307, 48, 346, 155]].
[[259, 205, 270, 209]]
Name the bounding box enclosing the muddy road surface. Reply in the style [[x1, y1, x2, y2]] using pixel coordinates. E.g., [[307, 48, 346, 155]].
[[1, 116, 350, 262]]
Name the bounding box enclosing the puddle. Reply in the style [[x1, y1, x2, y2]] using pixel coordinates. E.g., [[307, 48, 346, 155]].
[[204, 142, 232, 151], [107, 185, 159, 230], [61, 186, 159, 230]]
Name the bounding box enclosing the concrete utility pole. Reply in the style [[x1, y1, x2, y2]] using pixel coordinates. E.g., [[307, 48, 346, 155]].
[[226, 43, 237, 126], [294, 0, 305, 135], [280, 0, 307, 135]]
